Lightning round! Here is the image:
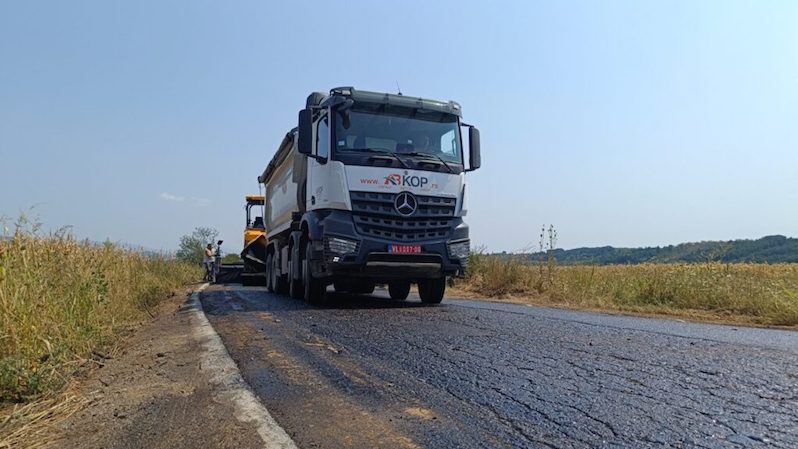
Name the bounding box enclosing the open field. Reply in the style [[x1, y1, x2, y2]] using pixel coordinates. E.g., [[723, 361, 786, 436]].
[[455, 252, 798, 327], [0, 226, 200, 403]]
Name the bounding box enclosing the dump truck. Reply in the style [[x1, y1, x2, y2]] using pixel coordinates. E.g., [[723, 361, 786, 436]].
[[258, 87, 480, 304], [240, 194, 267, 285]]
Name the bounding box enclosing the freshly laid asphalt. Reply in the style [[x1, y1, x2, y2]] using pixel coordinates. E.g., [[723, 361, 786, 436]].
[[200, 284, 798, 449]]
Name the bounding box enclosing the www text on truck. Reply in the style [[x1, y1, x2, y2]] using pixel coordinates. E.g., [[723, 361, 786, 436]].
[[257, 87, 480, 305]]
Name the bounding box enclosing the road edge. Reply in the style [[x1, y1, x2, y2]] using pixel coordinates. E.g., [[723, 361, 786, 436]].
[[190, 284, 298, 449]]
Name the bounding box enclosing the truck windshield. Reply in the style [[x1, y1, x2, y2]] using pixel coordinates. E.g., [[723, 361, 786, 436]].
[[334, 106, 462, 164]]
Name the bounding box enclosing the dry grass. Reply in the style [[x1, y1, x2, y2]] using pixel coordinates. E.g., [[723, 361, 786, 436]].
[[458, 252, 798, 326], [0, 219, 200, 403], [0, 387, 88, 449]]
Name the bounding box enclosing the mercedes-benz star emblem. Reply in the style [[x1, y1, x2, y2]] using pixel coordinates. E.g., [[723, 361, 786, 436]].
[[394, 192, 418, 216]]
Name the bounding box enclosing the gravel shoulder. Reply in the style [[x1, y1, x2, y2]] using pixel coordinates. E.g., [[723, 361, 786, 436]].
[[41, 288, 266, 449]]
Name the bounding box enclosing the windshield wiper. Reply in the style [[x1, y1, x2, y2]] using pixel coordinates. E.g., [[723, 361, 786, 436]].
[[402, 152, 455, 173], [339, 147, 409, 169]]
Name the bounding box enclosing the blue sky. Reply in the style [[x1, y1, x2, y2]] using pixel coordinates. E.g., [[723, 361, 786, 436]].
[[1, 1, 796, 252]]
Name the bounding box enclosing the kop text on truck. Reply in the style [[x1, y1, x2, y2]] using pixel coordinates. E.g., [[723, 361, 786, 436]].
[[258, 87, 480, 305]]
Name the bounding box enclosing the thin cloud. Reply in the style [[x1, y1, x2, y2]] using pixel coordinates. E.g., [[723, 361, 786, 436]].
[[159, 192, 209, 207], [190, 197, 211, 207], [159, 192, 185, 202]]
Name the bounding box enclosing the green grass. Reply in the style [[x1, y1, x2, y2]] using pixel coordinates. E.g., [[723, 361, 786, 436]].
[[221, 253, 241, 264], [0, 224, 200, 402], [458, 251, 798, 326]]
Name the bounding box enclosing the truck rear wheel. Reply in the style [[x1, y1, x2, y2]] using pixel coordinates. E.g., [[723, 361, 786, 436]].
[[272, 253, 287, 295], [288, 246, 304, 299], [388, 281, 411, 300], [265, 254, 274, 292], [418, 277, 445, 304], [304, 243, 326, 305]]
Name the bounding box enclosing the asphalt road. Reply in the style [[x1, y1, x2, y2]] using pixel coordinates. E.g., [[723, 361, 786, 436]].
[[200, 284, 798, 449]]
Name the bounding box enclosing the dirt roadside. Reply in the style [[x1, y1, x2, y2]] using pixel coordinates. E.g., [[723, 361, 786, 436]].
[[27, 288, 268, 449]]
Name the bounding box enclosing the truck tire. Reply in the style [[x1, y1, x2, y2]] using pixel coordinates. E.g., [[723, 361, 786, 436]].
[[304, 243, 327, 305], [288, 245, 304, 299], [418, 277, 445, 304], [265, 254, 274, 292], [388, 281, 411, 300], [273, 254, 287, 295]]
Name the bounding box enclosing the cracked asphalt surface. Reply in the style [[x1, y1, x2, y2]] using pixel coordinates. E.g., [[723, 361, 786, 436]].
[[200, 284, 798, 449]]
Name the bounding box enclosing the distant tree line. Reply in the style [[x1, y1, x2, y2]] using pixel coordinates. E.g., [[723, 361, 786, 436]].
[[506, 235, 798, 264]]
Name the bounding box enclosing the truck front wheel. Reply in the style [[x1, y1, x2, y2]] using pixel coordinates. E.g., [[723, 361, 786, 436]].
[[304, 243, 327, 305], [418, 277, 445, 304], [388, 281, 411, 301]]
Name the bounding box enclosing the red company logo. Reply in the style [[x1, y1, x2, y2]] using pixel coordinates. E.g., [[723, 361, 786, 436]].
[[384, 174, 402, 185]]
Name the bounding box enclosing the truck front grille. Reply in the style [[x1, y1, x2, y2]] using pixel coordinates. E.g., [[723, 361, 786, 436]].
[[350, 191, 456, 241]]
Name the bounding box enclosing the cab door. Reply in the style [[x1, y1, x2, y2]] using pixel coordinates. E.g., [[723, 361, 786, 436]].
[[307, 110, 350, 211], [306, 111, 329, 210]]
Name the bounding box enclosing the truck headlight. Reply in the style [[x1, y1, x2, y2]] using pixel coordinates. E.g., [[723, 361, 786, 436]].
[[325, 236, 359, 255], [447, 239, 470, 260]]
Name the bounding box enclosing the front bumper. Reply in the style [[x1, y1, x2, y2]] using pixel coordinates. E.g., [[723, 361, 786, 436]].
[[312, 210, 469, 281]]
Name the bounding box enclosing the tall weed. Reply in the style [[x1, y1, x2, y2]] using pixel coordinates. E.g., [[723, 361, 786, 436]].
[[0, 219, 199, 402]]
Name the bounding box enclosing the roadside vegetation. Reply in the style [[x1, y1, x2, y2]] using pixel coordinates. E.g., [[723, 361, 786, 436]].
[[176, 226, 218, 265], [0, 217, 200, 404], [458, 250, 798, 327], [221, 253, 242, 264]]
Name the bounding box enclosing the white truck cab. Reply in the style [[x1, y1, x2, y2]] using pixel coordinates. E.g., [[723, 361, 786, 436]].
[[258, 87, 480, 305]]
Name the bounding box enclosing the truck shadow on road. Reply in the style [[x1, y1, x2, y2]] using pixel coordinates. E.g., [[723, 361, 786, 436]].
[[205, 283, 441, 313], [319, 290, 438, 310]]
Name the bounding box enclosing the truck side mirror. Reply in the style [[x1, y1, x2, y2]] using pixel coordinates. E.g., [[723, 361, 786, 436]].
[[468, 126, 481, 171], [298, 108, 313, 155]]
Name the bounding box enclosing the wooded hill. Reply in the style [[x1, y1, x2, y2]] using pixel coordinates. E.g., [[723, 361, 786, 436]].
[[514, 235, 798, 264]]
